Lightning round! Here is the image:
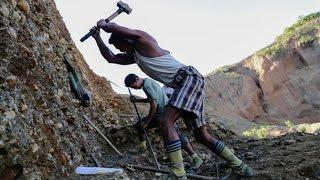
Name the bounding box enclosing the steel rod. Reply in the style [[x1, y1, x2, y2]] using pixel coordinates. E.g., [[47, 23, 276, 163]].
[[83, 115, 123, 157]]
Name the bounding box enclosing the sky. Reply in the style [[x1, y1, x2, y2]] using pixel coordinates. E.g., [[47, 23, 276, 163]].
[[55, 0, 319, 97]]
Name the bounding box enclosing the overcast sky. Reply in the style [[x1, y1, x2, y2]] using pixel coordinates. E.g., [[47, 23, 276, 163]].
[[55, 0, 319, 97]]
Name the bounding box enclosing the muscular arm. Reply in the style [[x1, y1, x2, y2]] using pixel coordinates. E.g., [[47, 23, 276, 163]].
[[146, 100, 157, 122], [97, 21, 166, 57], [94, 35, 135, 65], [101, 22, 151, 42], [131, 97, 157, 123]]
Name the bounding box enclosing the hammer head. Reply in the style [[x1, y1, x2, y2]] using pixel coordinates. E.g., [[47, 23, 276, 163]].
[[117, 1, 132, 14]]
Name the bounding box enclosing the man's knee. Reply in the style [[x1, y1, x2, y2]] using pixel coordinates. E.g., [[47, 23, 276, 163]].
[[193, 130, 203, 143], [193, 125, 214, 143], [159, 105, 180, 129], [159, 117, 168, 133]]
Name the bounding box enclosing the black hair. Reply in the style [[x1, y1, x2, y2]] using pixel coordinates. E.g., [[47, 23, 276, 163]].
[[124, 73, 139, 87], [109, 33, 121, 44], [109, 33, 133, 44]]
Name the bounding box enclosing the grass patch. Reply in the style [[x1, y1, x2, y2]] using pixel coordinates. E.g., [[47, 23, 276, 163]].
[[228, 72, 241, 79], [284, 120, 294, 128], [243, 125, 269, 139], [276, 13, 320, 43], [258, 12, 320, 58], [297, 126, 307, 133], [208, 65, 241, 79], [211, 65, 232, 74], [258, 43, 284, 58]]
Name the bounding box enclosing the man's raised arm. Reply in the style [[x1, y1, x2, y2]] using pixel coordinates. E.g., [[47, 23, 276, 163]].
[[92, 29, 135, 65], [97, 21, 144, 40]]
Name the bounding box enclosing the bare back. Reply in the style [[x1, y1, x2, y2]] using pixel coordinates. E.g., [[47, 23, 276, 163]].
[[134, 31, 169, 58]]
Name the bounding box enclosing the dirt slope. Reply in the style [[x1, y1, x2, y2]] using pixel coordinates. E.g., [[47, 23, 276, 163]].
[[205, 13, 320, 130], [1, 0, 319, 179], [0, 0, 132, 178]]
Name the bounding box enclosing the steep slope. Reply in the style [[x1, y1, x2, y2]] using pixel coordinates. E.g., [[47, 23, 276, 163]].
[[0, 0, 132, 178], [1, 0, 319, 179], [205, 13, 320, 134]]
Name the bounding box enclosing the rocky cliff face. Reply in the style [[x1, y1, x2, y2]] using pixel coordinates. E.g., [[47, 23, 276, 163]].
[[205, 13, 320, 133], [1, 0, 319, 178], [0, 0, 132, 178]]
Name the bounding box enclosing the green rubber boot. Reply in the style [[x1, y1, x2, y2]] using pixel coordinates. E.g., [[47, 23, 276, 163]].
[[190, 153, 203, 169]]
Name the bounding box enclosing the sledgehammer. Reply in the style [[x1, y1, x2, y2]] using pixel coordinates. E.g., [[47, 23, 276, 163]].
[[80, 1, 132, 42]]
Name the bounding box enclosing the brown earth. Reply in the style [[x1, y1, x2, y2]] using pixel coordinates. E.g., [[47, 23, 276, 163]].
[[63, 123, 320, 180], [205, 18, 320, 128], [1, 0, 320, 179], [0, 0, 133, 178]]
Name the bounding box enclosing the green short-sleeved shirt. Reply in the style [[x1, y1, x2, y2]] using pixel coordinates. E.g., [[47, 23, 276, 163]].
[[143, 78, 168, 114]]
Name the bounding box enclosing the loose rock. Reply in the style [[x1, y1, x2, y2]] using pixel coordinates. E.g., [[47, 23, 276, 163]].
[[7, 0, 17, 7], [244, 152, 255, 160], [0, 125, 6, 134], [31, 143, 39, 153], [0, 140, 4, 148], [17, 0, 30, 14], [6, 75, 17, 87], [4, 111, 16, 120], [0, 4, 10, 17], [284, 139, 296, 145], [55, 123, 63, 129], [20, 104, 28, 112], [12, 10, 21, 21]]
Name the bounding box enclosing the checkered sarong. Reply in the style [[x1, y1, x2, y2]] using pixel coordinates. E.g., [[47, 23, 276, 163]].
[[168, 66, 206, 130]]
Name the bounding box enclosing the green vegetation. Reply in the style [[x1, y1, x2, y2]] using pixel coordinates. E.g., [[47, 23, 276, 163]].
[[284, 120, 294, 128], [258, 12, 320, 58], [258, 43, 284, 58], [276, 13, 320, 44], [211, 65, 232, 74], [243, 125, 269, 139], [297, 126, 307, 133], [208, 65, 241, 79], [228, 72, 241, 79]]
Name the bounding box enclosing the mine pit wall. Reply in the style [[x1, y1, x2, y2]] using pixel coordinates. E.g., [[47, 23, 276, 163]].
[[205, 41, 320, 126], [0, 0, 132, 178]]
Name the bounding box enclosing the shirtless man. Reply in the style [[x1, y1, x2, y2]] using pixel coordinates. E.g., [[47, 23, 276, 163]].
[[92, 21, 253, 179]]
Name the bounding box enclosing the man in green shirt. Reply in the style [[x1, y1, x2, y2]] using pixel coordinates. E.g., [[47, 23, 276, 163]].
[[125, 73, 203, 169]]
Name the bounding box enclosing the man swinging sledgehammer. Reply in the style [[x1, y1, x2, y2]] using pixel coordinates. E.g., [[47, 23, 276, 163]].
[[91, 20, 254, 179]]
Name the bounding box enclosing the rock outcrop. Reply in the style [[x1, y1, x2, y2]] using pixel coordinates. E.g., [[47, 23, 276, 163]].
[[1, 0, 319, 178], [0, 0, 132, 178], [205, 13, 320, 132]]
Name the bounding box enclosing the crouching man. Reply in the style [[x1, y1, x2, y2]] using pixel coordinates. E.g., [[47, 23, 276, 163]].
[[125, 74, 203, 169]]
